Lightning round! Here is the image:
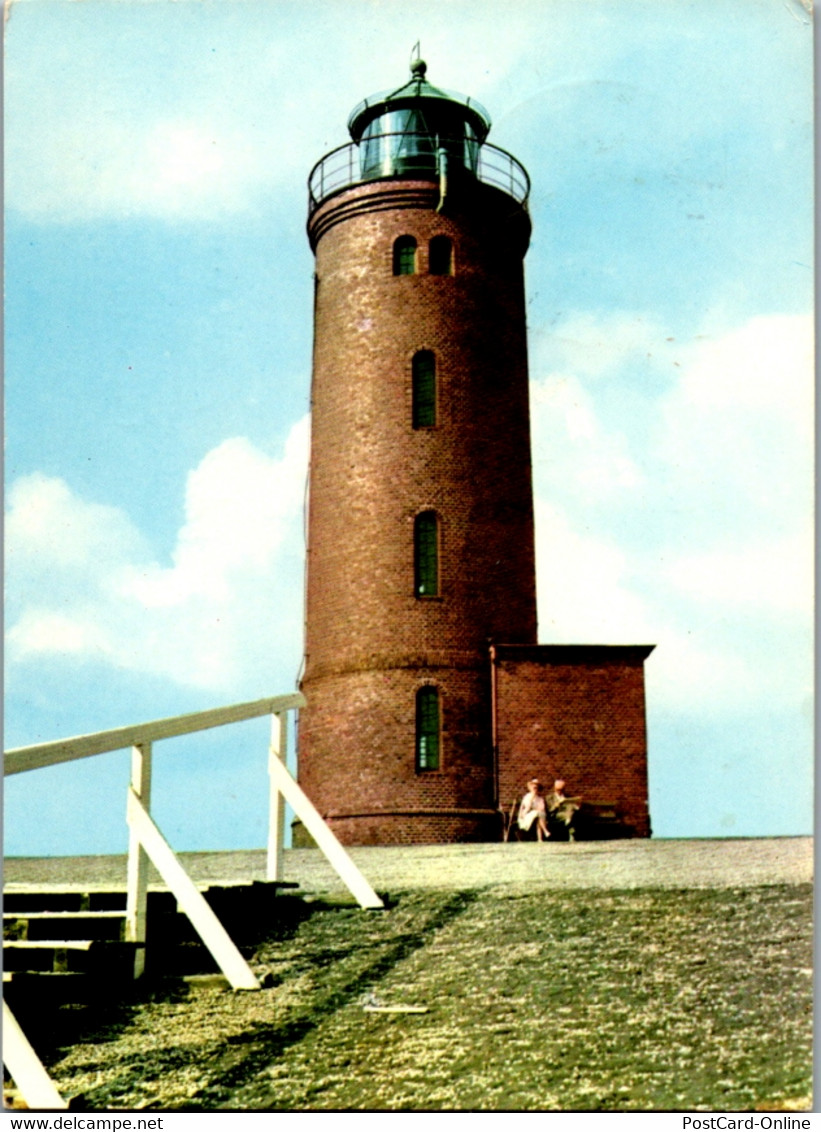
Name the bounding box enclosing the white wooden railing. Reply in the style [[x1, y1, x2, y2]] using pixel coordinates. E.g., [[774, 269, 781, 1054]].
[[4, 693, 384, 1109]]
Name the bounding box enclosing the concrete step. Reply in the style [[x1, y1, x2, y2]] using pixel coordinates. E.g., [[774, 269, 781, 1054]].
[[4, 911, 127, 942], [3, 939, 141, 975], [3, 970, 110, 1006], [3, 878, 298, 915], [2, 875, 304, 1042], [3, 880, 301, 975], [3, 888, 172, 915]]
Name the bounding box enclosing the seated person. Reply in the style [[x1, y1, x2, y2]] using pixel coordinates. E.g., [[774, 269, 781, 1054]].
[[545, 778, 582, 841], [517, 778, 551, 841]]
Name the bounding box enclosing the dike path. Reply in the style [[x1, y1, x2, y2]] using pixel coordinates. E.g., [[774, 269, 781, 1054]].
[[4, 837, 813, 897]]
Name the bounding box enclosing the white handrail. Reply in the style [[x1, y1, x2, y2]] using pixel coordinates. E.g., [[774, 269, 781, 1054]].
[[4, 690, 385, 1109], [6, 691, 383, 973], [4, 693, 305, 776]]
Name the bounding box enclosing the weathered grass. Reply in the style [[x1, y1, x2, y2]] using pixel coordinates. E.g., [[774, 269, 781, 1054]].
[[51, 883, 812, 1111]]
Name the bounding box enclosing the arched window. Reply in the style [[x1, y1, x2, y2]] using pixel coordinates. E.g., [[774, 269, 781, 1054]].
[[393, 235, 417, 275], [412, 350, 436, 428], [416, 686, 440, 771], [414, 511, 439, 597], [429, 235, 453, 276]]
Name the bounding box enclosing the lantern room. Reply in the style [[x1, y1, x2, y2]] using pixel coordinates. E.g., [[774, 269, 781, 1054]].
[[346, 57, 491, 182], [307, 57, 529, 218]]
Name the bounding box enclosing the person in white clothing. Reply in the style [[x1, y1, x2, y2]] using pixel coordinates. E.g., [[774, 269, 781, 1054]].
[[517, 778, 551, 841]]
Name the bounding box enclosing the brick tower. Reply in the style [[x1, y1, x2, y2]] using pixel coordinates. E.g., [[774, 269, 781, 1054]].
[[298, 58, 654, 845], [299, 58, 537, 844]]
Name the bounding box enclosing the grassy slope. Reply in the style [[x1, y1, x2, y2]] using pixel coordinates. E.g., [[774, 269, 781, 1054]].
[[52, 884, 812, 1112]]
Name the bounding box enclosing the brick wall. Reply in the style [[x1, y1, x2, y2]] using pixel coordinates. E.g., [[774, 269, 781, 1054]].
[[494, 645, 654, 837], [292, 812, 500, 848], [298, 665, 495, 831], [299, 177, 536, 844]]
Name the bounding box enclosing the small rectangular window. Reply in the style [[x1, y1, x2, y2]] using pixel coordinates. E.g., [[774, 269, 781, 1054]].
[[394, 236, 417, 275], [414, 511, 438, 596], [429, 236, 453, 276], [412, 351, 436, 428], [416, 686, 440, 771]]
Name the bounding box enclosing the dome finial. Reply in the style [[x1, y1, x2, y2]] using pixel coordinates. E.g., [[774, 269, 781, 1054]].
[[410, 41, 426, 79]]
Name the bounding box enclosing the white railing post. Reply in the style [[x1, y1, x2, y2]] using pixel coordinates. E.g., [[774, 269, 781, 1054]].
[[267, 710, 287, 882], [267, 754, 384, 910], [126, 741, 152, 978], [126, 789, 260, 991], [3, 1001, 68, 1110]]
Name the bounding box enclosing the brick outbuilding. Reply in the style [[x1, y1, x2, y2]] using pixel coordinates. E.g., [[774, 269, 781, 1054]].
[[492, 644, 653, 838]]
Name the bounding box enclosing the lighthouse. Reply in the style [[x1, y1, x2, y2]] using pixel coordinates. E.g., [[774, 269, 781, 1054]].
[[298, 58, 653, 845]]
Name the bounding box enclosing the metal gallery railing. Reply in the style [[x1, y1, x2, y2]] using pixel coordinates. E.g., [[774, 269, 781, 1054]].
[[308, 132, 530, 214]]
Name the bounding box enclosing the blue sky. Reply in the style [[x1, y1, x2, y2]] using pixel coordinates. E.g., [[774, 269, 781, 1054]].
[[5, 0, 813, 855]]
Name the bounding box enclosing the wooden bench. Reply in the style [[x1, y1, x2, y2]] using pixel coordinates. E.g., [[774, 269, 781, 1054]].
[[501, 798, 633, 841]]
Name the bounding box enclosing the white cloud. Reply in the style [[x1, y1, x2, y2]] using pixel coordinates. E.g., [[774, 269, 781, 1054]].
[[8, 114, 269, 223], [535, 499, 653, 642], [6, 472, 147, 570], [535, 493, 812, 715], [531, 370, 644, 506], [9, 310, 810, 723], [4, 3, 534, 223], [654, 313, 813, 525], [530, 310, 672, 380], [7, 611, 114, 658], [4, 0, 630, 224], [531, 310, 813, 715], [6, 418, 310, 692], [644, 620, 812, 717], [5, 0, 811, 238], [675, 314, 812, 421], [664, 533, 812, 617], [122, 429, 306, 607]]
